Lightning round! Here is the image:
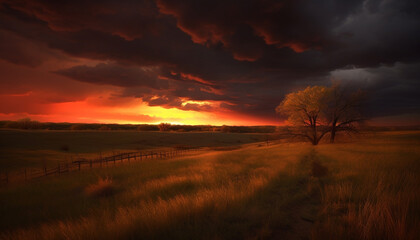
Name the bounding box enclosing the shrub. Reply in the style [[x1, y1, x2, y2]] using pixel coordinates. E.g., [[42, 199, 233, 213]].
[[137, 124, 159, 131], [99, 126, 111, 131], [158, 123, 171, 131], [70, 124, 84, 130], [85, 177, 115, 198], [4, 118, 41, 129]]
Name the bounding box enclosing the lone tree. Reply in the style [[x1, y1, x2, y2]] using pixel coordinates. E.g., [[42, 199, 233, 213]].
[[158, 122, 171, 131], [276, 84, 365, 145], [276, 86, 330, 145], [324, 83, 365, 143]]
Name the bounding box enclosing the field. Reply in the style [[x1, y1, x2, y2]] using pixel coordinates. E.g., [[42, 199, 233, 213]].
[[0, 130, 269, 170], [0, 130, 419, 239]]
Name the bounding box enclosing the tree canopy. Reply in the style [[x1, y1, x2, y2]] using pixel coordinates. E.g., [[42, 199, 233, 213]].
[[324, 83, 365, 142], [276, 84, 364, 145]]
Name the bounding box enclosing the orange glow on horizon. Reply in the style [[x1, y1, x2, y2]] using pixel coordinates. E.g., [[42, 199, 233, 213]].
[[0, 96, 279, 126]]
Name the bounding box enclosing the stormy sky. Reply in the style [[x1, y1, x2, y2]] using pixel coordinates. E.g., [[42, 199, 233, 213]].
[[0, 0, 419, 125]]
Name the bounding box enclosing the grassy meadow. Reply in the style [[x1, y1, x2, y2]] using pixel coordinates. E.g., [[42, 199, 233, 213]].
[[0, 130, 269, 170], [0, 130, 419, 239]]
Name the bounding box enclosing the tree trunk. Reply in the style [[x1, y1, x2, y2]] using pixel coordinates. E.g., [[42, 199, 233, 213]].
[[330, 128, 336, 143], [313, 119, 318, 145], [330, 120, 337, 143], [311, 134, 319, 145]]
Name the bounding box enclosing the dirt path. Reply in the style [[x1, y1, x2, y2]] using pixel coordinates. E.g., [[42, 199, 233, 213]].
[[270, 179, 319, 240], [271, 196, 316, 240]]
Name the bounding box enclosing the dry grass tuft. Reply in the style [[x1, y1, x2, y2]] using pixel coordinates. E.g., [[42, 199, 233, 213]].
[[85, 177, 115, 198]]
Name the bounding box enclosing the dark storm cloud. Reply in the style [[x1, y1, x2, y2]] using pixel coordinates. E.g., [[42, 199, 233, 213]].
[[329, 0, 420, 68], [0, 30, 62, 67], [0, 1, 249, 82], [0, 0, 419, 122], [1, 0, 162, 40], [157, 0, 364, 55], [54, 63, 168, 88], [55, 62, 231, 111], [331, 62, 420, 118]]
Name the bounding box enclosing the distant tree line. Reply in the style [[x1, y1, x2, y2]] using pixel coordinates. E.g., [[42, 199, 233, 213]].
[[0, 119, 278, 133], [1, 117, 417, 135]]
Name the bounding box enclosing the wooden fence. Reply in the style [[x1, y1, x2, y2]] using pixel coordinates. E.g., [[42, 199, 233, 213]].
[[0, 147, 200, 185]]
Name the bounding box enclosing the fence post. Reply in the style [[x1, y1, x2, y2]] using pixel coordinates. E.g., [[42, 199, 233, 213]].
[[78, 162, 81, 171], [44, 166, 47, 176], [90, 160, 92, 168]]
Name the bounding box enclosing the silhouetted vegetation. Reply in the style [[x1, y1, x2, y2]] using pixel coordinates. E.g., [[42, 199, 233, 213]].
[[0, 119, 278, 133], [158, 122, 172, 131], [1, 118, 42, 129], [324, 82, 365, 142], [220, 125, 276, 133]]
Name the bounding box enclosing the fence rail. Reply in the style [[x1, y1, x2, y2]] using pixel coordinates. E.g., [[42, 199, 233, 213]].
[[0, 147, 200, 185]]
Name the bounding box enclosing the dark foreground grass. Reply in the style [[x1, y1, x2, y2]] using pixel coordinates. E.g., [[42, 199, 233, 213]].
[[0, 131, 419, 239]]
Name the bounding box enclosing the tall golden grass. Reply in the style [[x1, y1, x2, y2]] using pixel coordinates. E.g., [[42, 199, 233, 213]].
[[0, 131, 419, 239], [1, 147, 287, 240], [312, 132, 420, 240]]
